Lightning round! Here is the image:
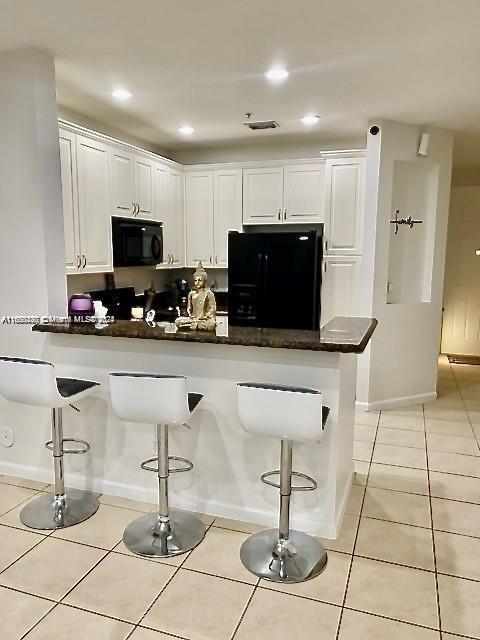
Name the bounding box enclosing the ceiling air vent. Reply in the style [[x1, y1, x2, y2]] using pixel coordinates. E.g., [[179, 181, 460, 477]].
[[244, 120, 279, 130]]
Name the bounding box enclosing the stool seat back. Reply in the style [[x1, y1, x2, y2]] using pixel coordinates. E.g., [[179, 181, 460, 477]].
[[236, 382, 325, 443], [109, 373, 190, 425], [0, 357, 61, 407]]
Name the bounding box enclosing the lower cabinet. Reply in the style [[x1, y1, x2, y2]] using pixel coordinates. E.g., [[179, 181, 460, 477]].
[[321, 256, 362, 325]]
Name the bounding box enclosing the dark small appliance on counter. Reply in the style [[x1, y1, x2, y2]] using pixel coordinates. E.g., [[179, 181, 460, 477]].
[[228, 229, 323, 330], [87, 287, 136, 320], [112, 217, 163, 267], [68, 293, 94, 321]]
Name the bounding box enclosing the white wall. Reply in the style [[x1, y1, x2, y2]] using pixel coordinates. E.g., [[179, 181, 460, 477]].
[[171, 136, 365, 165], [357, 120, 453, 409]]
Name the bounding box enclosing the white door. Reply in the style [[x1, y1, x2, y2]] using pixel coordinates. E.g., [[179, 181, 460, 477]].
[[283, 163, 325, 223], [75, 135, 113, 273], [111, 148, 136, 217], [213, 169, 242, 267], [59, 129, 80, 273], [134, 156, 154, 218], [153, 162, 171, 266], [243, 167, 283, 224], [168, 167, 185, 267], [321, 256, 361, 325], [185, 172, 214, 267], [325, 158, 365, 254], [441, 186, 480, 355]]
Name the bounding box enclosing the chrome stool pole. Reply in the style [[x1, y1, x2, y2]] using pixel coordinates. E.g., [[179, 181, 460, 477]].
[[20, 405, 100, 530]]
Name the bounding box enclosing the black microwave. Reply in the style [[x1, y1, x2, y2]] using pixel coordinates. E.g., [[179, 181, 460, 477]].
[[112, 217, 163, 267]]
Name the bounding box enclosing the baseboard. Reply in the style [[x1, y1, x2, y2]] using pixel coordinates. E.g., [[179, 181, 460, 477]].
[[356, 391, 437, 412], [0, 460, 337, 538]]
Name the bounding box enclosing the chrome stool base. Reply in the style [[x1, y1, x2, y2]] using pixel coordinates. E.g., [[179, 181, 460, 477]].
[[240, 528, 328, 583], [19, 489, 99, 530], [123, 509, 206, 558]]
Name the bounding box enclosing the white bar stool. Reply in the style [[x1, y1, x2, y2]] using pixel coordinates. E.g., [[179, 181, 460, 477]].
[[0, 357, 100, 530], [109, 372, 205, 558], [236, 382, 330, 583]]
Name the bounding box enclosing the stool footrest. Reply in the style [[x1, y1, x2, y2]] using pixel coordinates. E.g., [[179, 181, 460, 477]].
[[44, 438, 90, 455], [260, 469, 317, 491], [141, 455, 193, 474]]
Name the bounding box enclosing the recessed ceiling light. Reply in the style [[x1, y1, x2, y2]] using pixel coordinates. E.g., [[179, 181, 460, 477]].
[[112, 89, 132, 100], [265, 67, 289, 82], [475, 249, 480, 256], [178, 125, 194, 135], [302, 114, 320, 125]]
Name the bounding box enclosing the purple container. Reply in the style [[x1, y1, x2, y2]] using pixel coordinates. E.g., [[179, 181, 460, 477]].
[[68, 294, 94, 321]]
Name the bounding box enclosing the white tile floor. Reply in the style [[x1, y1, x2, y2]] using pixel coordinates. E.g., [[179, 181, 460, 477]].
[[0, 355, 479, 639]]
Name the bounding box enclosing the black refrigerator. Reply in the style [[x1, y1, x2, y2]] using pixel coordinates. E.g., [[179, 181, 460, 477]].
[[228, 230, 323, 330]]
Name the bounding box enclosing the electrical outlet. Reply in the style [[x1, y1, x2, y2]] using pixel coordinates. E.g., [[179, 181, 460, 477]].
[[0, 427, 15, 448]]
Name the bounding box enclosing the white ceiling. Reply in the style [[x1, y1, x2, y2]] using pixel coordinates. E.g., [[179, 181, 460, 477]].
[[1, 0, 480, 165]]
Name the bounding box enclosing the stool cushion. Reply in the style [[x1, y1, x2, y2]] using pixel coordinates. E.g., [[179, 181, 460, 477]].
[[236, 382, 326, 442], [56, 378, 99, 398], [188, 392, 203, 413]]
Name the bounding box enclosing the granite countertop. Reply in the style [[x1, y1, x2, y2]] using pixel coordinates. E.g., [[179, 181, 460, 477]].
[[33, 316, 377, 354]]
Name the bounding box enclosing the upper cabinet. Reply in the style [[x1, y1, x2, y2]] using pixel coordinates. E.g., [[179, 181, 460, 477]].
[[243, 167, 284, 224], [324, 157, 365, 255], [213, 168, 242, 267], [283, 163, 325, 223], [59, 129, 79, 274], [154, 162, 185, 267], [243, 162, 325, 225], [185, 171, 214, 267], [111, 147, 154, 219], [75, 134, 113, 273], [185, 168, 242, 267]]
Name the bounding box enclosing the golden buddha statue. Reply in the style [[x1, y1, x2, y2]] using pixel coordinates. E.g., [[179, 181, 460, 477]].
[[175, 262, 217, 331]]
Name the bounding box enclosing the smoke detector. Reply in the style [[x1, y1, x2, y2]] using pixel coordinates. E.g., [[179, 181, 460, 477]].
[[244, 120, 279, 130]]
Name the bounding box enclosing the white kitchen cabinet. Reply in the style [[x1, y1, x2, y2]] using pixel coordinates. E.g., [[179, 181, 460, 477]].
[[321, 256, 362, 325], [243, 167, 284, 224], [154, 163, 185, 268], [186, 169, 242, 267], [75, 134, 113, 273], [324, 157, 364, 255], [243, 163, 325, 225], [185, 171, 214, 266], [213, 168, 242, 266], [111, 147, 154, 218], [283, 163, 325, 223], [59, 129, 80, 273]]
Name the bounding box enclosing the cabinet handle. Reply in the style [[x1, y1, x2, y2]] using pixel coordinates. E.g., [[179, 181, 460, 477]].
[[215, 255, 218, 264], [136, 203, 140, 216], [170, 254, 173, 264], [283, 208, 287, 220], [82, 254, 87, 269], [323, 261, 327, 273], [278, 208, 281, 221], [209, 255, 213, 264], [76, 254, 80, 269], [325, 240, 328, 253]]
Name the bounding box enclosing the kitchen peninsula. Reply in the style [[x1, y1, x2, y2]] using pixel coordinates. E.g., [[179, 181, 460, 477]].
[[32, 316, 376, 538]]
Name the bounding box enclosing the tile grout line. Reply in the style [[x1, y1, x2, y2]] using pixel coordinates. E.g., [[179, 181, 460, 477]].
[[451, 362, 480, 452], [334, 408, 381, 639], [427, 371, 443, 639]]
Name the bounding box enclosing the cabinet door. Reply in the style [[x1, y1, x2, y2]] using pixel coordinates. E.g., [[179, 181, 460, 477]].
[[75, 135, 113, 273], [167, 167, 185, 267], [321, 257, 361, 325], [325, 158, 365, 254], [59, 129, 79, 273], [213, 169, 242, 267], [111, 148, 136, 217], [135, 156, 154, 218], [153, 162, 170, 266], [185, 172, 214, 267], [283, 163, 325, 223], [242, 167, 283, 224]]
